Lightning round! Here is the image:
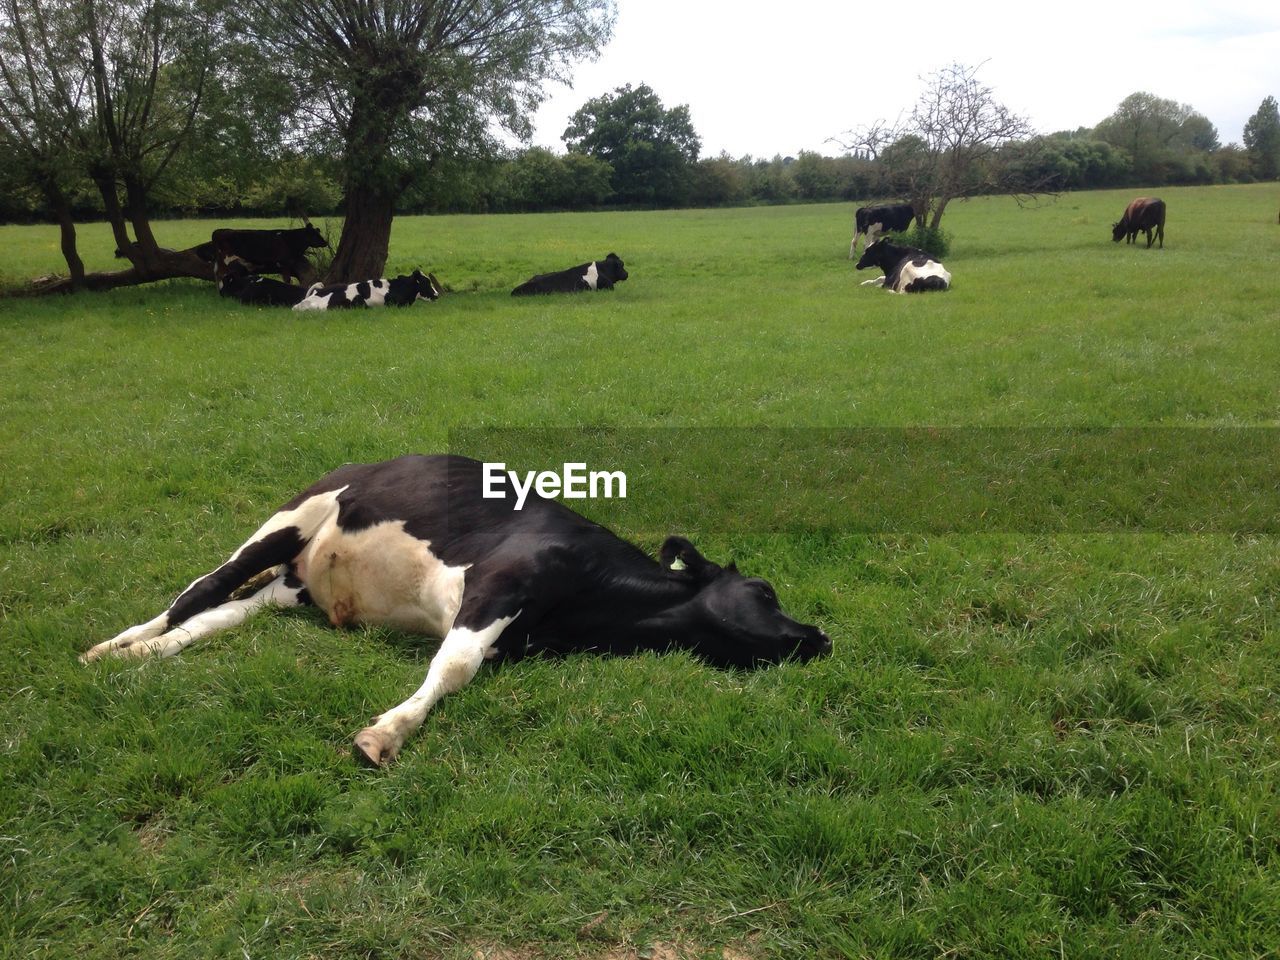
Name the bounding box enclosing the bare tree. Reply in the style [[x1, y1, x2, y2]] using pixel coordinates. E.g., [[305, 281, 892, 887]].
[[236, 0, 616, 283], [834, 62, 1042, 231]]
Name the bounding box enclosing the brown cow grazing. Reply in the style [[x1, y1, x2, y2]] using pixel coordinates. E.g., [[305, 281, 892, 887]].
[[1112, 197, 1166, 248]]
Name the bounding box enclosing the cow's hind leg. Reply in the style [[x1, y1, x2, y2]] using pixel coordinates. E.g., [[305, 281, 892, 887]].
[[86, 571, 308, 661], [83, 489, 342, 662]]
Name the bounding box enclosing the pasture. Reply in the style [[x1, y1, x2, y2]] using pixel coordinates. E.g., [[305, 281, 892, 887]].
[[2, 184, 1279, 959]]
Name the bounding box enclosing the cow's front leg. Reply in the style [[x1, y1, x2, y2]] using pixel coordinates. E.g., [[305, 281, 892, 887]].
[[353, 614, 516, 767]]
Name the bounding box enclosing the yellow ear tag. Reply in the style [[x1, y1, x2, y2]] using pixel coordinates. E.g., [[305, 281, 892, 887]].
[[670, 556, 687, 571]]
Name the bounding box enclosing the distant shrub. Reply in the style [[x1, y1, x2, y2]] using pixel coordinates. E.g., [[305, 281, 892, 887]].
[[900, 224, 951, 259]]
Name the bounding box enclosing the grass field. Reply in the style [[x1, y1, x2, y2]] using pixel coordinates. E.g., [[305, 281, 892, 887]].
[[2, 184, 1279, 959]]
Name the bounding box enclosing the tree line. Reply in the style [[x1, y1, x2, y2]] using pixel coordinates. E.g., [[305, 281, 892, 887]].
[[2, 0, 1278, 292]]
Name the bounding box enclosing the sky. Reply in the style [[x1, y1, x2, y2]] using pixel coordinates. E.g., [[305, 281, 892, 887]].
[[526, 0, 1280, 158]]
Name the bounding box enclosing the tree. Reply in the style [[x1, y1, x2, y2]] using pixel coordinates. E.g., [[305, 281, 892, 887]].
[[2, 0, 227, 293], [0, 0, 92, 287], [563, 83, 700, 205], [497, 146, 612, 210], [834, 62, 1040, 231], [1093, 92, 1218, 182], [1243, 95, 1280, 180], [237, 0, 614, 282]]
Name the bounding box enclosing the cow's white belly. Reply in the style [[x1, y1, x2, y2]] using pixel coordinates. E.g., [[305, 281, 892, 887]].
[[298, 518, 466, 635]]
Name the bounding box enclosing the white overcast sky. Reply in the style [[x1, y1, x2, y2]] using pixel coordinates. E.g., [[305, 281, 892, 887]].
[[527, 0, 1280, 157]]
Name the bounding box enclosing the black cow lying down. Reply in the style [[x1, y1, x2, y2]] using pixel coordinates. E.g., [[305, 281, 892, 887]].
[[82, 454, 831, 766], [855, 239, 951, 294], [511, 253, 628, 296], [293, 270, 442, 310], [216, 259, 312, 307]]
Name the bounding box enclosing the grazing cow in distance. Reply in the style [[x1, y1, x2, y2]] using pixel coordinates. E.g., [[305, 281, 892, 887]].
[[196, 221, 328, 284], [215, 259, 313, 307], [855, 239, 951, 294], [293, 270, 442, 311], [850, 203, 914, 257], [82, 454, 832, 766], [511, 253, 628, 296], [1111, 197, 1166, 248]]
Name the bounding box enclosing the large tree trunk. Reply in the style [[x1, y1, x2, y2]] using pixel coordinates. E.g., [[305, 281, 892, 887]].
[[327, 182, 395, 283], [56, 211, 86, 292], [928, 198, 950, 231], [22, 169, 213, 296], [91, 171, 136, 256], [38, 179, 86, 291], [29, 245, 213, 295]]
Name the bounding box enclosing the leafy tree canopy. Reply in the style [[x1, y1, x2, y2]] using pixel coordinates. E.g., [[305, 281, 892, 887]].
[[1243, 95, 1280, 179], [563, 82, 700, 205]]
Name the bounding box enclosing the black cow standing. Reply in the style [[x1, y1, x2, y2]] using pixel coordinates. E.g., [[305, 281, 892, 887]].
[[850, 203, 914, 257], [1111, 197, 1166, 248], [83, 455, 831, 766], [511, 253, 628, 296], [196, 221, 328, 284]]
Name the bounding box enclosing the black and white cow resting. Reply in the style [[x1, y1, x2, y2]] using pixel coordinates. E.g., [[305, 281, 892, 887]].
[[511, 253, 628, 296], [83, 454, 831, 766], [855, 239, 951, 294], [850, 203, 914, 257], [216, 259, 313, 307], [293, 270, 442, 311]]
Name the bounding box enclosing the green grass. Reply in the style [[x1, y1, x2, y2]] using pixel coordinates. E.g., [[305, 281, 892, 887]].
[[1, 184, 1279, 958]]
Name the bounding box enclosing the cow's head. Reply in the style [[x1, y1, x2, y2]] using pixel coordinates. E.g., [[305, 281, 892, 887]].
[[601, 253, 628, 284], [214, 256, 250, 292], [659, 536, 831, 668], [855, 239, 891, 271], [300, 221, 328, 249], [1110, 221, 1127, 242], [405, 269, 442, 302]]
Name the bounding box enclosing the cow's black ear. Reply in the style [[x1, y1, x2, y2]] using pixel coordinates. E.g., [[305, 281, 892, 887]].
[[660, 536, 722, 583]]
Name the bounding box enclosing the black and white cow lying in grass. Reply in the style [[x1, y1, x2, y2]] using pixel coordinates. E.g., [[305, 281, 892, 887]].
[[511, 253, 628, 296], [293, 270, 442, 311], [83, 454, 831, 766], [216, 258, 313, 307], [855, 239, 951, 294]]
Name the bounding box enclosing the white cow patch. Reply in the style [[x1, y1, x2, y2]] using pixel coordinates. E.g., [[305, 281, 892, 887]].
[[298, 518, 467, 636], [582, 261, 599, 290], [293, 293, 333, 311], [892, 259, 951, 294]]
